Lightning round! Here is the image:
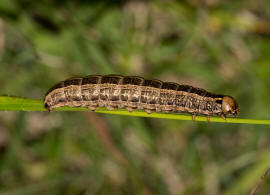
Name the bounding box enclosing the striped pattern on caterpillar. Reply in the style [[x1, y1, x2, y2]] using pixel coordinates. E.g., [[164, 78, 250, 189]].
[[44, 74, 239, 120]]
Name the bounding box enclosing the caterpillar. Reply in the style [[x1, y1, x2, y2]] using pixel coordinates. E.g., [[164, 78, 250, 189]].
[[44, 74, 239, 121]]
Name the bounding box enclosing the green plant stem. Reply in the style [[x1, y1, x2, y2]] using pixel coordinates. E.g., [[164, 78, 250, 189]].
[[0, 96, 269, 125]]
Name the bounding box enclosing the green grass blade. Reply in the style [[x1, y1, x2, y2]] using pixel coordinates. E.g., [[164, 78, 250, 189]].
[[0, 96, 269, 125]]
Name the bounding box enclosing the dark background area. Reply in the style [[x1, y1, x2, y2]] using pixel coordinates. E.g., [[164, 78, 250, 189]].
[[0, 0, 270, 194]]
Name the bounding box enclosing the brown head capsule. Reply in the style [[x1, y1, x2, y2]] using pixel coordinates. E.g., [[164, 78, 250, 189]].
[[221, 96, 239, 116]]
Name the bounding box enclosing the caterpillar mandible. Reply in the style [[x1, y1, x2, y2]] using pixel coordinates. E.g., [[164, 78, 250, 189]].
[[44, 74, 239, 121]]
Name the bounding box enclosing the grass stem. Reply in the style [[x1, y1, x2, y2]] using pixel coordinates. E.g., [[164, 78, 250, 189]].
[[1, 96, 269, 125]]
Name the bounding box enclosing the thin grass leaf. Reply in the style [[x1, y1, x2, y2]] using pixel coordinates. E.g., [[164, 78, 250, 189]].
[[0, 96, 269, 125]]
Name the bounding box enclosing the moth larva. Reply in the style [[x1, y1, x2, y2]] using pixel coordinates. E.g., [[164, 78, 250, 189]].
[[44, 74, 240, 120]]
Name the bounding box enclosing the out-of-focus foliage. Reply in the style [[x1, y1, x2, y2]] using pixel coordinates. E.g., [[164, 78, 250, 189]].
[[0, 0, 270, 194]]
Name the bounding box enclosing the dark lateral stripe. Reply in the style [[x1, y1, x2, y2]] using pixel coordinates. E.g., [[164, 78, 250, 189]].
[[82, 75, 102, 85], [188, 87, 199, 94], [101, 75, 123, 84], [177, 85, 192, 92], [162, 82, 179, 90], [177, 85, 218, 98], [123, 76, 144, 85], [189, 88, 208, 96], [64, 78, 82, 87], [143, 79, 163, 88]]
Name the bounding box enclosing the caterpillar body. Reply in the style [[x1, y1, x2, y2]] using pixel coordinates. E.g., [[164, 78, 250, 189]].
[[44, 75, 239, 120]]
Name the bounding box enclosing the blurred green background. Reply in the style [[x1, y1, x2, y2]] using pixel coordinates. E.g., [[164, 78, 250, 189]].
[[0, 0, 270, 194]]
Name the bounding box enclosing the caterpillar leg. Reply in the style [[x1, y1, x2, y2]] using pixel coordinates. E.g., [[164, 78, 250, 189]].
[[88, 106, 97, 111], [145, 109, 153, 114], [220, 114, 226, 120], [206, 116, 211, 123], [126, 107, 134, 112], [192, 115, 196, 121], [106, 106, 116, 111], [161, 110, 170, 113]]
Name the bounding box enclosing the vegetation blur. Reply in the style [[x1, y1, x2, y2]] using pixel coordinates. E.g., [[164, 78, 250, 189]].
[[0, 0, 270, 194]]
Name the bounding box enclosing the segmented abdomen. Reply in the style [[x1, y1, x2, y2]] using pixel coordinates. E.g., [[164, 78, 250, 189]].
[[44, 74, 223, 116]]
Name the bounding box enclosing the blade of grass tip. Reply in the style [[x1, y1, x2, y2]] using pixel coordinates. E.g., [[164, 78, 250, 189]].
[[0, 96, 270, 125], [0, 96, 45, 111]]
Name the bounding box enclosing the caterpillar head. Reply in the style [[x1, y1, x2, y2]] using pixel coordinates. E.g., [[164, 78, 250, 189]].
[[221, 96, 239, 116]]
